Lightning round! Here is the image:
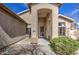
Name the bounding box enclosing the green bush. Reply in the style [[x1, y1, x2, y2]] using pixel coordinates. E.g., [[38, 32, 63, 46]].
[[50, 36, 79, 55]]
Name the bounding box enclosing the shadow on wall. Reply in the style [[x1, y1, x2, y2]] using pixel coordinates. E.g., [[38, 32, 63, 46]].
[[0, 26, 27, 49]]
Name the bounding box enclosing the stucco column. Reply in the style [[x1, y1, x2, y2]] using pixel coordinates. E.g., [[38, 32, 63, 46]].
[[31, 8, 38, 44], [51, 7, 58, 38]]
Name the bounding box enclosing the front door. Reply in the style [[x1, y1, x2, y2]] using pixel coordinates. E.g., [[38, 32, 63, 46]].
[[39, 26, 45, 38]]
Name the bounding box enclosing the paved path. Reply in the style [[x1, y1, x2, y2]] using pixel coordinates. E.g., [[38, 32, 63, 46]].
[[38, 38, 55, 55], [1, 38, 55, 55]]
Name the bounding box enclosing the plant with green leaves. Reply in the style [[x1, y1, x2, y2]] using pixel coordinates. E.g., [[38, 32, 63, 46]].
[[50, 36, 79, 55]]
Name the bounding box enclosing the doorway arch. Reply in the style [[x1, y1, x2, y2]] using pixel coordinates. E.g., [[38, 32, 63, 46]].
[[37, 9, 52, 39], [31, 4, 58, 43]]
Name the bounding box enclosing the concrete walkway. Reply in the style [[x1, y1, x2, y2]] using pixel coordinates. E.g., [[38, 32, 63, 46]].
[[38, 38, 55, 55], [0, 37, 55, 55]]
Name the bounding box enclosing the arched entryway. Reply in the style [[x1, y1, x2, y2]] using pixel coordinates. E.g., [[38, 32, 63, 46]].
[[30, 4, 58, 44], [37, 9, 52, 39]]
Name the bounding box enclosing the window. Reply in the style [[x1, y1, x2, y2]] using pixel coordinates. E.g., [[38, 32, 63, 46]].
[[58, 22, 66, 36], [26, 24, 31, 37], [59, 22, 65, 27], [26, 28, 31, 35]]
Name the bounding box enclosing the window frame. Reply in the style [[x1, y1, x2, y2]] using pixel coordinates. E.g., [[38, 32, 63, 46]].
[[58, 22, 66, 36]]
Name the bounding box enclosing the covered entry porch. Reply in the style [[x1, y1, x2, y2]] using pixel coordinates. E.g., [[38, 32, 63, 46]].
[[38, 9, 52, 39], [31, 4, 59, 44]]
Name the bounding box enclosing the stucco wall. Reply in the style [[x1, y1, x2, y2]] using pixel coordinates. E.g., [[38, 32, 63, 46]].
[[18, 3, 59, 40], [19, 12, 32, 24], [31, 3, 58, 41], [58, 17, 78, 40], [46, 14, 52, 39], [59, 17, 72, 36], [59, 17, 71, 28], [0, 9, 26, 38]]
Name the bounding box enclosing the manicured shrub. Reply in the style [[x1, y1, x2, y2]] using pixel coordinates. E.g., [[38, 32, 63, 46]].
[[50, 36, 79, 55]]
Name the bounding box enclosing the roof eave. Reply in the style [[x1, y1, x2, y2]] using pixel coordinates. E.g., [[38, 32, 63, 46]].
[[59, 14, 75, 22], [0, 3, 27, 24]]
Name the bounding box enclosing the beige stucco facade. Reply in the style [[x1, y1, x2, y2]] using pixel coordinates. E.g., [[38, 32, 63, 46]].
[[19, 3, 60, 44], [0, 4, 27, 38], [0, 4, 29, 49], [59, 15, 77, 39], [0, 3, 77, 45], [59, 15, 73, 36], [19, 3, 76, 44]]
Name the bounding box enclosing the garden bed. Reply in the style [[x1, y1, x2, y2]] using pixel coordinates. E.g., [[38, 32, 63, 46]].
[[50, 36, 79, 55]]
